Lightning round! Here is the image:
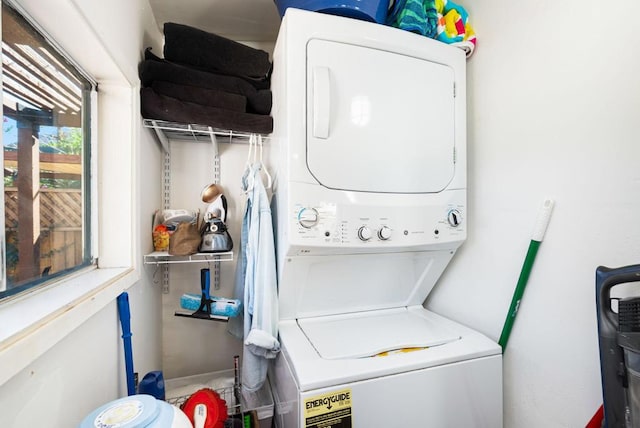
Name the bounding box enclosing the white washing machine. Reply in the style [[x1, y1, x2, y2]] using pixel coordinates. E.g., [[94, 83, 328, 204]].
[[268, 9, 502, 427]]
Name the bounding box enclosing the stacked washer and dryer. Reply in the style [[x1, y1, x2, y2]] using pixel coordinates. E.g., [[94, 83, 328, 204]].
[[267, 9, 502, 427]]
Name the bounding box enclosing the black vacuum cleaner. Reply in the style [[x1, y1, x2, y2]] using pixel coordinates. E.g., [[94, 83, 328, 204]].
[[596, 264, 640, 427]]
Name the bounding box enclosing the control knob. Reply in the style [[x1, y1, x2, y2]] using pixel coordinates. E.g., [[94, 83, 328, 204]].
[[357, 226, 373, 241], [378, 226, 392, 240], [298, 207, 319, 228], [447, 209, 462, 227]]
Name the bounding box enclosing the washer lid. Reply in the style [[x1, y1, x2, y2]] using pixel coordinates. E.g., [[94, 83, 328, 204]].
[[298, 307, 460, 359]]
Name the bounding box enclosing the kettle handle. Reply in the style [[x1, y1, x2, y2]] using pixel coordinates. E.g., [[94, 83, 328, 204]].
[[596, 264, 640, 428], [220, 194, 228, 223]]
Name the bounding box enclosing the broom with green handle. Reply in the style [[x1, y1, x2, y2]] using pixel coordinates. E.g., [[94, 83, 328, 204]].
[[498, 199, 555, 351]]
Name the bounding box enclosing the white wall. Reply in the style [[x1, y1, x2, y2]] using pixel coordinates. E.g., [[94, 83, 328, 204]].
[[0, 1, 163, 426], [426, 0, 640, 426], [161, 140, 246, 379]]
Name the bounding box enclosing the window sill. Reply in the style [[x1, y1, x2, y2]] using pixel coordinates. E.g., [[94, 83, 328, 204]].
[[0, 266, 138, 386]]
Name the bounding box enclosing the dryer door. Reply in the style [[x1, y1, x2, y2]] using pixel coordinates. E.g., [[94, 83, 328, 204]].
[[306, 39, 456, 194]]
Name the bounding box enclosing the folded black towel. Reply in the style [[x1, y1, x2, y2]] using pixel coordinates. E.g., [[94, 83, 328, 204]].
[[145, 47, 270, 90], [144, 46, 163, 62], [163, 22, 272, 80], [152, 81, 246, 112], [139, 60, 271, 115], [141, 87, 273, 135]]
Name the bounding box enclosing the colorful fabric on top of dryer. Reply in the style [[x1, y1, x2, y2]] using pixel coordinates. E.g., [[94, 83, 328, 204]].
[[387, 0, 477, 58], [386, 0, 438, 38], [435, 0, 477, 57]]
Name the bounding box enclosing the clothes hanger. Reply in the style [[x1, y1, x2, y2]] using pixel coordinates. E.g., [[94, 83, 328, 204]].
[[244, 133, 255, 169], [258, 134, 272, 189], [243, 134, 256, 194]]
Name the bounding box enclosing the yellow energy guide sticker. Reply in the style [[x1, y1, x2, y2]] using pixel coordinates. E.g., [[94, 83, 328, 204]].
[[304, 388, 352, 428]]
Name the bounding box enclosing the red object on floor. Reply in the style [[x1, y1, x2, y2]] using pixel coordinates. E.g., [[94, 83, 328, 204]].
[[181, 388, 228, 428], [585, 405, 604, 428]]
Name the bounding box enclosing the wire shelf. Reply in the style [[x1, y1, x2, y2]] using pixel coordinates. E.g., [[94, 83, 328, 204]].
[[143, 251, 233, 265], [143, 119, 267, 144]]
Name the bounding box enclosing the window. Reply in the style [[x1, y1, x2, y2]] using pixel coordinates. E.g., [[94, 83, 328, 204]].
[[0, 0, 94, 299], [0, 0, 140, 385]]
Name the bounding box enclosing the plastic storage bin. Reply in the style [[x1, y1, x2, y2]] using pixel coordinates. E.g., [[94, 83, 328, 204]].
[[274, 0, 391, 24], [165, 369, 274, 428], [242, 377, 274, 428]]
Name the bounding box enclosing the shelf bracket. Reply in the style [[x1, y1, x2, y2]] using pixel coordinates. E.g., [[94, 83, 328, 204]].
[[162, 265, 169, 294], [209, 127, 222, 290], [161, 137, 171, 294], [151, 120, 170, 153], [208, 126, 219, 157], [163, 151, 171, 211]]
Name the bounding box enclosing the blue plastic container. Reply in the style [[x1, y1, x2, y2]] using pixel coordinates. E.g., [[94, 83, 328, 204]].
[[137, 370, 166, 400], [274, 0, 391, 24], [79, 394, 192, 428]]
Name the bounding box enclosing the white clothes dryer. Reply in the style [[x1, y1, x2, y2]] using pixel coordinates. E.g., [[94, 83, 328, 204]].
[[268, 9, 502, 427]]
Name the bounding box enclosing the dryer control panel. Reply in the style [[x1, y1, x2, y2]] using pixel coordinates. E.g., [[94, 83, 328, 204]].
[[286, 184, 466, 254]]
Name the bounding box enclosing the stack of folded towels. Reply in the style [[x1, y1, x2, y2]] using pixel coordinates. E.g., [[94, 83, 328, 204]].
[[140, 23, 273, 134]]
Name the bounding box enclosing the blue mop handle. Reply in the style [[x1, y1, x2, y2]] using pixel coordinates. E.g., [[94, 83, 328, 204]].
[[117, 292, 136, 396], [201, 268, 211, 300]]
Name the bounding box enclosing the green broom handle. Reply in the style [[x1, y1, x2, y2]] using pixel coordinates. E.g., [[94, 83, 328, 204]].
[[498, 199, 554, 351], [498, 240, 541, 350]]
